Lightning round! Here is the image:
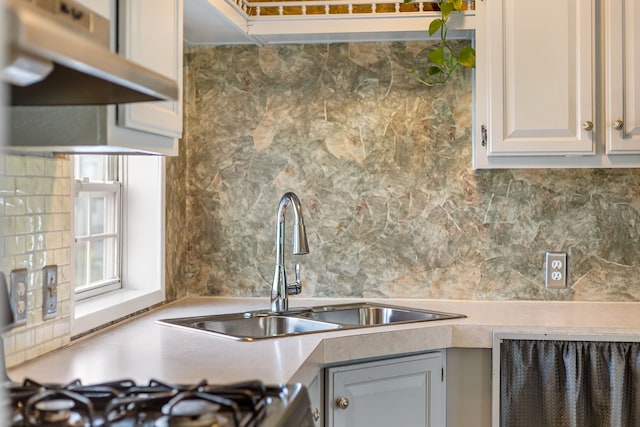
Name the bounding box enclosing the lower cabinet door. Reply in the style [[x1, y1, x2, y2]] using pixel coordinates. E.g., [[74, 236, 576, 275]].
[[308, 373, 323, 427], [326, 352, 445, 427]]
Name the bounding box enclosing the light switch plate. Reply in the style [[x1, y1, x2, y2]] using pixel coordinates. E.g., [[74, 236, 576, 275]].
[[10, 269, 28, 325], [42, 265, 58, 320], [545, 251, 568, 289]]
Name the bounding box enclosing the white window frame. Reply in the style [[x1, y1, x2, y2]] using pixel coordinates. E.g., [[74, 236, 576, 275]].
[[71, 156, 166, 336], [74, 157, 122, 300]]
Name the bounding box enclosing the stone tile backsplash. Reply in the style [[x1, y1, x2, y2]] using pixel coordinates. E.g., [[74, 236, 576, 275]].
[[166, 42, 640, 302], [0, 155, 72, 368], [3, 40, 640, 369]]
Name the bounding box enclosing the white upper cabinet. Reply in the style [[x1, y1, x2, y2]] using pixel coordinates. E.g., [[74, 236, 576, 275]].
[[118, 0, 183, 139], [605, 0, 640, 153], [474, 0, 595, 168], [16, 0, 185, 155], [485, 0, 594, 156], [474, 0, 640, 168]]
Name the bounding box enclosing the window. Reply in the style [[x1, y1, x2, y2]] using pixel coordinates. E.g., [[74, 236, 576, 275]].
[[73, 155, 121, 300], [72, 155, 166, 336]]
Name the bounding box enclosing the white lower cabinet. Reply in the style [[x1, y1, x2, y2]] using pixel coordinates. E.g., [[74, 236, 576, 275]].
[[325, 352, 445, 427]]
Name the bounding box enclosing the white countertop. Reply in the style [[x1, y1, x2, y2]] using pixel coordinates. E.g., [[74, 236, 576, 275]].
[[8, 297, 640, 386]]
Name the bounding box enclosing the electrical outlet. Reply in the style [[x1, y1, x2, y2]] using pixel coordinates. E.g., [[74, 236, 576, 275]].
[[545, 251, 568, 289], [10, 269, 28, 325], [42, 265, 58, 320]]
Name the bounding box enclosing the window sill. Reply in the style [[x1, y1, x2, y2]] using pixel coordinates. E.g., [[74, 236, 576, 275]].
[[72, 288, 164, 337]]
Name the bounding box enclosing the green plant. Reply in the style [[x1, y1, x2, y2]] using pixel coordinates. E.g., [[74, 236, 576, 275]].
[[406, 0, 476, 86]]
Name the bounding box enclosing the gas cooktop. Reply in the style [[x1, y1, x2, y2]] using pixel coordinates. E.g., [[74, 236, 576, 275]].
[[6, 377, 314, 427]]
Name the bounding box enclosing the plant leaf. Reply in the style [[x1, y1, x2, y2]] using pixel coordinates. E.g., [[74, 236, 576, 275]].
[[440, 2, 454, 19], [429, 46, 445, 66], [403, 0, 413, 4], [427, 65, 443, 76], [428, 19, 444, 36], [456, 46, 476, 68], [413, 0, 471, 87]]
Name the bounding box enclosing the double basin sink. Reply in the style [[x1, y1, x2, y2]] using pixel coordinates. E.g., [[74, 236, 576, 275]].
[[158, 302, 466, 341]]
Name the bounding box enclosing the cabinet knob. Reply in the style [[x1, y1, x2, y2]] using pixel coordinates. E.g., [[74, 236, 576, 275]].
[[312, 408, 320, 422], [614, 119, 624, 131], [582, 121, 594, 131], [335, 397, 350, 410]]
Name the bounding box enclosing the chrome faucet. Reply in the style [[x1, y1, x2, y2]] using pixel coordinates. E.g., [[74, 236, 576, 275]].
[[271, 192, 309, 312]]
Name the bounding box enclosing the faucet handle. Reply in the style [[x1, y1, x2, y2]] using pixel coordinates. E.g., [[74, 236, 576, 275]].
[[287, 264, 302, 295]]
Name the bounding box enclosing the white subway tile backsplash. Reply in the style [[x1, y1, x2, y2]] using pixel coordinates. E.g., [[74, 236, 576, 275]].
[[34, 251, 48, 270], [5, 196, 26, 216], [25, 158, 45, 176], [34, 233, 45, 251], [46, 195, 64, 213], [26, 290, 34, 311], [36, 177, 55, 195], [15, 216, 34, 235], [3, 333, 14, 354], [0, 177, 15, 195], [43, 338, 63, 354], [25, 344, 45, 361], [15, 177, 36, 195], [41, 323, 53, 342], [26, 196, 45, 214], [4, 156, 26, 176], [5, 235, 26, 256], [14, 329, 29, 352], [1, 154, 72, 369], [33, 214, 46, 233], [54, 177, 70, 195], [0, 216, 15, 234], [25, 234, 35, 252], [6, 351, 26, 368], [54, 248, 70, 266], [46, 231, 62, 250], [61, 231, 72, 247], [53, 213, 70, 231], [59, 300, 70, 317], [53, 321, 69, 338]]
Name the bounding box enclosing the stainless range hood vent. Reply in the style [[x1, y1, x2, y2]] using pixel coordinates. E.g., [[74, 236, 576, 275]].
[[4, 0, 179, 105]]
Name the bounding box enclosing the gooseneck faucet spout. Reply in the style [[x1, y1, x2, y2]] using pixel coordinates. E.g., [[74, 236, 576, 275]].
[[271, 192, 309, 312]]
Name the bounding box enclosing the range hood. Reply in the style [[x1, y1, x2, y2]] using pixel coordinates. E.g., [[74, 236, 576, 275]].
[[4, 0, 178, 105]]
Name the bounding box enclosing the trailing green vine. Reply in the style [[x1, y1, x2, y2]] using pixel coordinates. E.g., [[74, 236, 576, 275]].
[[406, 0, 476, 86]]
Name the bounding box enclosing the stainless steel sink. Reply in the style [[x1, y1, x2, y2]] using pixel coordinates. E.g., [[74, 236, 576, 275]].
[[159, 313, 342, 341], [158, 303, 465, 341], [296, 302, 465, 325]]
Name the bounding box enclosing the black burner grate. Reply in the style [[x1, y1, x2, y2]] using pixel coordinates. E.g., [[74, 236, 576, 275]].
[[9, 378, 275, 427]]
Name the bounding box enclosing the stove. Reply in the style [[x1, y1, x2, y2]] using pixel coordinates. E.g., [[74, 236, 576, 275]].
[[6, 378, 314, 427]]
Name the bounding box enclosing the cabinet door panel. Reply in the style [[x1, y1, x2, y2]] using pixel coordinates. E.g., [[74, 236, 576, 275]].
[[606, 0, 640, 153], [485, 0, 594, 156], [117, 0, 183, 139], [327, 353, 444, 427]]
